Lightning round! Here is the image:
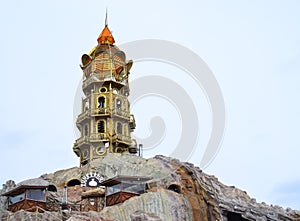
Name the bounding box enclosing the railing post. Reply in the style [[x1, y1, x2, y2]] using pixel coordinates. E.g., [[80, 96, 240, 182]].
[[21, 210, 24, 221]]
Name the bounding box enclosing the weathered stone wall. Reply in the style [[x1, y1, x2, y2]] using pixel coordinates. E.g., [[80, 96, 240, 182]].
[[99, 189, 192, 221], [155, 155, 300, 221], [1, 154, 299, 221]]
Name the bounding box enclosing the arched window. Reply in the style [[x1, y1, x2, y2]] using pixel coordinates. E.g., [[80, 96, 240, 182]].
[[84, 100, 89, 111], [98, 97, 105, 108], [116, 99, 122, 110], [84, 125, 89, 136], [98, 121, 105, 133], [123, 124, 128, 136], [117, 122, 122, 134]]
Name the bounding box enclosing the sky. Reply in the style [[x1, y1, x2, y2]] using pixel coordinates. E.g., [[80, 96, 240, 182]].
[[0, 0, 299, 209]]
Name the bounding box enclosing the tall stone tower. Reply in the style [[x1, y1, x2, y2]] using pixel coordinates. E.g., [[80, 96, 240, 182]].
[[73, 17, 137, 166]]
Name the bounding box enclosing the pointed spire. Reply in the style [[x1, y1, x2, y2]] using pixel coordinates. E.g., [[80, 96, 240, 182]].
[[97, 10, 115, 45], [105, 8, 108, 26]]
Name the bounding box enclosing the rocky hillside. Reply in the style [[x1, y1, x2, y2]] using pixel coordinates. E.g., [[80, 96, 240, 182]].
[[0, 154, 299, 221]]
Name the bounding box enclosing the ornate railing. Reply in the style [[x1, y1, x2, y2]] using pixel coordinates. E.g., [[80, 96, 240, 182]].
[[77, 108, 129, 124], [82, 72, 126, 89], [74, 133, 133, 147], [111, 108, 129, 118], [77, 108, 111, 123], [74, 134, 110, 147], [116, 134, 132, 144], [90, 108, 110, 116], [90, 133, 109, 141], [77, 111, 89, 123], [74, 136, 89, 147]]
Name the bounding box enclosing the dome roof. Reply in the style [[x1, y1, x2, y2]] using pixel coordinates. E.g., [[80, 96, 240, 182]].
[[80, 16, 133, 77], [80, 20, 126, 70], [81, 40, 126, 72]]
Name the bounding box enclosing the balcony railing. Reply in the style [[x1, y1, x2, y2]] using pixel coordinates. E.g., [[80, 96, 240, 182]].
[[77, 111, 90, 123], [77, 108, 129, 124], [82, 72, 126, 89], [116, 134, 132, 144], [90, 108, 110, 116], [90, 133, 109, 141], [112, 108, 130, 118], [74, 133, 134, 147], [77, 108, 111, 123], [77, 136, 89, 143]]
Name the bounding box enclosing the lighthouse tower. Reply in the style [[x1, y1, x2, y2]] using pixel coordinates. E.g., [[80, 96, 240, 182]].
[[73, 16, 137, 166]]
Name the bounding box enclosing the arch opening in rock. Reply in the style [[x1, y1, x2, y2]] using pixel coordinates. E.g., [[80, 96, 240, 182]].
[[67, 179, 81, 187], [47, 185, 57, 192], [226, 211, 249, 221], [167, 184, 181, 194]]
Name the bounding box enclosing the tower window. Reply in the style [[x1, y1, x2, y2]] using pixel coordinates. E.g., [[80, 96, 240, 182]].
[[98, 97, 105, 108], [98, 121, 105, 133], [116, 99, 122, 110], [100, 87, 107, 93], [84, 100, 89, 111], [123, 124, 128, 136], [84, 125, 89, 136], [82, 149, 89, 158], [117, 122, 122, 134]]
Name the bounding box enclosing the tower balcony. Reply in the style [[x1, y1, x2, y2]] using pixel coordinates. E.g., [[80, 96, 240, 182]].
[[74, 133, 110, 148], [115, 134, 132, 144], [82, 72, 111, 89], [77, 111, 90, 123], [90, 133, 109, 141], [77, 108, 110, 124], [90, 108, 111, 116], [111, 108, 130, 118], [73, 136, 90, 155], [129, 115, 136, 131], [82, 72, 127, 90]]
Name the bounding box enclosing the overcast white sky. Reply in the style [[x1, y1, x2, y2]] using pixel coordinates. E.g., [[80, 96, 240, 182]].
[[0, 0, 299, 209]]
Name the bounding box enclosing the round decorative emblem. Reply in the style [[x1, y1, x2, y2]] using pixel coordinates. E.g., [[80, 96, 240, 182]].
[[97, 146, 106, 155], [81, 172, 104, 187]]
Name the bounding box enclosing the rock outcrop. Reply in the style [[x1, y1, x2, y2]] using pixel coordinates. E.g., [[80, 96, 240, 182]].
[[0, 154, 299, 221], [130, 211, 163, 221], [0, 180, 16, 211]]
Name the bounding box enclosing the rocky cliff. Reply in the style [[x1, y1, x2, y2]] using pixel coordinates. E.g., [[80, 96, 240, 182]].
[[0, 154, 299, 221]]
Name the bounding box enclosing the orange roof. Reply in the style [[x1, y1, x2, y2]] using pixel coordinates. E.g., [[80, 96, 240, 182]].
[[97, 25, 115, 45]]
